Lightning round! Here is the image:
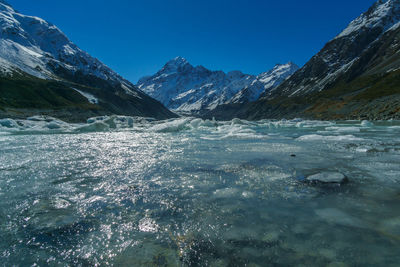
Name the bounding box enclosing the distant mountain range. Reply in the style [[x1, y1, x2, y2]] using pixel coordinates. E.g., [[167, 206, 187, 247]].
[[1, 0, 400, 121], [207, 0, 400, 120], [137, 57, 298, 114], [0, 0, 175, 121]]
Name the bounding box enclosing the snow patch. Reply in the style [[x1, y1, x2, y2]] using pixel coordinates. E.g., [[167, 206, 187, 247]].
[[0, 3, 143, 99], [72, 88, 98, 104], [336, 0, 400, 39]]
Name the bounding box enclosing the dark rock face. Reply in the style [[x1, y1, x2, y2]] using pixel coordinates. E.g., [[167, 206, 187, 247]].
[[50, 66, 177, 120]]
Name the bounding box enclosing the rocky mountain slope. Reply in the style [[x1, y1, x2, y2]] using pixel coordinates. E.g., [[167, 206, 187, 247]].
[[137, 57, 298, 114], [207, 0, 400, 120], [0, 0, 175, 121]]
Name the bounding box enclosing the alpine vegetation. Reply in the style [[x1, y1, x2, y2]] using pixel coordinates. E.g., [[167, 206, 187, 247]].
[[0, 0, 175, 121]]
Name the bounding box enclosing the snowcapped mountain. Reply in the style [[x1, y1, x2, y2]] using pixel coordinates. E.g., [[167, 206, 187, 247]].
[[336, 0, 400, 39], [0, 1, 124, 83], [210, 0, 400, 121], [0, 1, 175, 120], [137, 57, 298, 113], [272, 0, 400, 98], [230, 62, 299, 103]]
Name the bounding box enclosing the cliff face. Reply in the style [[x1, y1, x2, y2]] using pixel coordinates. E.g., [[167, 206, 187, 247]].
[[0, 1, 176, 121], [206, 0, 400, 121]]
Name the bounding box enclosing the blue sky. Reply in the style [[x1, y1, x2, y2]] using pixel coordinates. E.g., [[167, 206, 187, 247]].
[[8, 0, 376, 82]]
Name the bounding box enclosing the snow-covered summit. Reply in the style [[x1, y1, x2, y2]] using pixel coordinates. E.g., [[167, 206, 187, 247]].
[[258, 62, 299, 90], [337, 0, 400, 39], [158, 56, 193, 75], [271, 0, 400, 98], [0, 1, 138, 94], [166, 56, 189, 67], [231, 62, 299, 103], [137, 58, 298, 112]]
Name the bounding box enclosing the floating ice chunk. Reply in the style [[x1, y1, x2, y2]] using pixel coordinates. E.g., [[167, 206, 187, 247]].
[[213, 187, 239, 199], [87, 118, 99, 124], [46, 121, 62, 129], [220, 130, 262, 140], [87, 116, 108, 124], [297, 120, 335, 128], [361, 120, 374, 127], [355, 147, 370, 153], [150, 118, 192, 133], [325, 126, 360, 133], [87, 116, 138, 129], [306, 172, 348, 185], [189, 118, 202, 128], [241, 191, 255, 198], [75, 122, 109, 132], [127, 117, 134, 127], [103, 116, 116, 129], [0, 118, 18, 128], [200, 119, 218, 128], [231, 118, 247, 125], [87, 116, 114, 127], [27, 115, 50, 122], [297, 134, 363, 142]]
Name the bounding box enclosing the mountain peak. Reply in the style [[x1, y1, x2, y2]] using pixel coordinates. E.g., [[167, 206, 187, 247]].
[[160, 56, 193, 74], [166, 56, 189, 66], [337, 0, 400, 39], [286, 61, 298, 67], [137, 58, 298, 112], [274, 62, 298, 69], [261, 62, 299, 77]]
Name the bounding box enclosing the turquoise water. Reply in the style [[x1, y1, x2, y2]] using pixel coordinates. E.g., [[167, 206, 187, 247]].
[[1, 117, 400, 266]]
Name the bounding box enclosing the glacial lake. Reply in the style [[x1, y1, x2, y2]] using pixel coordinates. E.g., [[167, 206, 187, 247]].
[[1, 116, 400, 266]]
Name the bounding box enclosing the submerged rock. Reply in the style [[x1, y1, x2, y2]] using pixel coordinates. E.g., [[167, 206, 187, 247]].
[[306, 172, 349, 185], [315, 208, 368, 229], [379, 217, 400, 238]]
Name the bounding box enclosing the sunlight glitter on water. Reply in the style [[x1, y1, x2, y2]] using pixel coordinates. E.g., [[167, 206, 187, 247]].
[[1, 117, 400, 266]]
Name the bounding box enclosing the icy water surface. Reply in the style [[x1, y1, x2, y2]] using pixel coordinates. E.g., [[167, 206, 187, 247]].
[[1, 116, 400, 266]]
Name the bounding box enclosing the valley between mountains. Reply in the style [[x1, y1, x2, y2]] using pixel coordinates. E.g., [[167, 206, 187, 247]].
[[1, 0, 400, 121]]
